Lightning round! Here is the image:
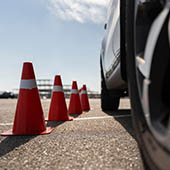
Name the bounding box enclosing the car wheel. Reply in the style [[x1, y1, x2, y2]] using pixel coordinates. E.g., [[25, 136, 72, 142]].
[[126, 1, 170, 170], [100, 61, 120, 111]]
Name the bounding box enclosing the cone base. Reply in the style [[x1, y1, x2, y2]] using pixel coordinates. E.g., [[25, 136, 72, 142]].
[[1, 127, 54, 136]]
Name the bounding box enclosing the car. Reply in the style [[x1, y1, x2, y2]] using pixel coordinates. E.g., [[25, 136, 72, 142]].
[[0, 91, 15, 98], [100, 0, 128, 111], [100, 0, 170, 170]]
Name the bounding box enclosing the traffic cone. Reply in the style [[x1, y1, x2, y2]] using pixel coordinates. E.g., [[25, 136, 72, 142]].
[[80, 85, 90, 111], [48, 75, 73, 121], [1, 62, 54, 136], [79, 88, 82, 94], [68, 81, 82, 114], [79, 88, 83, 102]]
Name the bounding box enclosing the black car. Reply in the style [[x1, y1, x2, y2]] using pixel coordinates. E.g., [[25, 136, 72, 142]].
[[0, 91, 15, 98]]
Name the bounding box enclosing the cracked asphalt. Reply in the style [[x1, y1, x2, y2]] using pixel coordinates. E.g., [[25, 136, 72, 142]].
[[0, 98, 144, 170]]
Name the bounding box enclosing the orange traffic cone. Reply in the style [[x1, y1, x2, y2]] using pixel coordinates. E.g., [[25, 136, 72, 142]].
[[80, 85, 90, 111], [48, 75, 73, 121], [68, 81, 82, 114], [1, 62, 54, 136]]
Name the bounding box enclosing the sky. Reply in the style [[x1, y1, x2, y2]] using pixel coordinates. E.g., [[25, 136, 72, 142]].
[[0, 0, 109, 92]]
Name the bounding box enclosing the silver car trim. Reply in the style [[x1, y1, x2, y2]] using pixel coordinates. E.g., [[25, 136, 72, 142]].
[[138, 8, 169, 79]]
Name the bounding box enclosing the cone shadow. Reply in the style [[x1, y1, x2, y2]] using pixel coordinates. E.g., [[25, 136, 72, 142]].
[[46, 121, 64, 127], [0, 135, 36, 157], [68, 114, 81, 118], [46, 114, 75, 128]]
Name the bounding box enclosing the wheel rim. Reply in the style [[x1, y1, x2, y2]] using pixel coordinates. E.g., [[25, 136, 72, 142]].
[[134, 0, 170, 166]]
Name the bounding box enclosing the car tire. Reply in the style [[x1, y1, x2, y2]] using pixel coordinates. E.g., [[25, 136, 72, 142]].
[[101, 61, 120, 111], [126, 1, 170, 170], [101, 88, 120, 111]]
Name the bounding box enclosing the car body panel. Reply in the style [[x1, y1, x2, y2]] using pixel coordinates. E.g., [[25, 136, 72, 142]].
[[100, 0, 127, 91]]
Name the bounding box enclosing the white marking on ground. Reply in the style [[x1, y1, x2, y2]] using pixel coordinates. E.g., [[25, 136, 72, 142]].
[[74, 115, 131, 121], [0, 123, 13, 126], [0, 115, 131, 126]]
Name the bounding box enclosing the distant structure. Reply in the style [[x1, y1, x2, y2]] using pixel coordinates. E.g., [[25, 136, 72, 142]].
[[87, 90, 100, 99], [37, 79, 53, 98], [63, 85, 72, 98], [13, 79, 100, 99], [37, 79, 100, 99], [37, 79, 73, 98]]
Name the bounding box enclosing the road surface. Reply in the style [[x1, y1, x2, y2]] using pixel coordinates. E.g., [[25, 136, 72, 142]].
[[0, 98, 144, 170]]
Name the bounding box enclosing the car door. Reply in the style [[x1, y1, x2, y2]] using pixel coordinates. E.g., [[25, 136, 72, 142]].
[[103, 0, 120, 75]]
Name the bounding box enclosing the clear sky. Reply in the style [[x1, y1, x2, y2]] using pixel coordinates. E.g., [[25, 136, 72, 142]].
[[0, 0, 109, 92]]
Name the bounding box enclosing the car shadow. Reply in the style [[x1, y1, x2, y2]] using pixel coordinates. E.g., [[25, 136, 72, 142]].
[[103, 109, 136, 139], [103, 109, 131, 116]]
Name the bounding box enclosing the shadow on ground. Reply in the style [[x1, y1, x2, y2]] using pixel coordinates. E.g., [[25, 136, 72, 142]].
[[104, 109, 131, 116], [69, 113, 82, 118], [104, 109, 136, 139], [46, 112, 81, 127], [0, 135, 35, 157], [46, 121, 67, 127], [0, 114, 82, 158]]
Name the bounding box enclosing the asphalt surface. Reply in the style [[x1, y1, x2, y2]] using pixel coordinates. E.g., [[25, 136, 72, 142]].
[[0, 99, 144, 170]]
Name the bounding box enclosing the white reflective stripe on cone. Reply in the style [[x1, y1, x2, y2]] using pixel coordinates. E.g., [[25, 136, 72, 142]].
[[80, 90, 87, 95], [20, 79, 37, 89], [53, 85, 63, 92], [71, 89, 78, 94]]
